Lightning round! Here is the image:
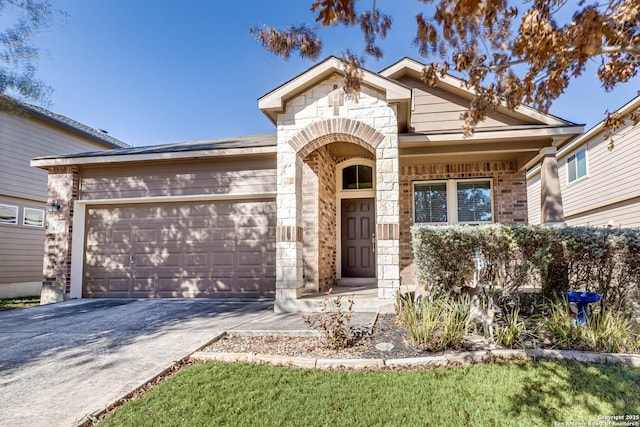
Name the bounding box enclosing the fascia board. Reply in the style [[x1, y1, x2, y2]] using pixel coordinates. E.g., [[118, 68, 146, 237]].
[[30, 146, 276, 169]]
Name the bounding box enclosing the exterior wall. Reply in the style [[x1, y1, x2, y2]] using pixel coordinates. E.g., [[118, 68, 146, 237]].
[[0, 112, 107, 202], [80, 156, 276, 200], [41, 166, 79, 303], [302, 146, 337, 291], [396, 76, 524, 132], [528, 116, 640, 227], [399, 160, 527, 275], [0, 195, 46, 296], [276, 74, 401, 300], [0, 112, 113, 296], [561, 120, 640, 227]]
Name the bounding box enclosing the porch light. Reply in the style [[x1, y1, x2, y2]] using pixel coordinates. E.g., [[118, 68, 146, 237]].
[[47, 200, 61, 212]]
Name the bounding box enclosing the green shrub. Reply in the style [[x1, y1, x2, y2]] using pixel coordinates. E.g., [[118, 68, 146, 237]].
[[411, 224, 640, 313]]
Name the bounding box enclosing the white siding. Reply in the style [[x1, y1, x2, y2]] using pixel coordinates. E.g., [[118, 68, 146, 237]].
[[0, 112, 109, 202]]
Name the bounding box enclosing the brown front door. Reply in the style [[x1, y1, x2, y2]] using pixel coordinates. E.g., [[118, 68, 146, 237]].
[[341, 198, 375, 277]]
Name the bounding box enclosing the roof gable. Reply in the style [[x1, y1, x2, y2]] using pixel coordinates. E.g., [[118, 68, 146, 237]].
[[380, 57, 574, 127], [258, 56, 412, 125]]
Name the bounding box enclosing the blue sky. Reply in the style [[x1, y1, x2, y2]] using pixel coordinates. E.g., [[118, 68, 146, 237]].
[[32, 1, 638, 147]]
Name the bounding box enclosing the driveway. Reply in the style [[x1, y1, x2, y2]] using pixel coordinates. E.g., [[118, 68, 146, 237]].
[[0, 298, 275, 427]]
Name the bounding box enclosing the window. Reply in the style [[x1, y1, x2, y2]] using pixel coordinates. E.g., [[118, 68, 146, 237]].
[[567, 148, 587, 183], [23, 208, 44, 227], [0, 204, 18, 225], [414, 179, 493, 224], [342, 165, 373, 190], [414, 182, 447, 223]]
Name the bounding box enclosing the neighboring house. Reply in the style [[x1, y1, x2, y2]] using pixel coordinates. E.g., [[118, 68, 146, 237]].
[[31, 57, 582, 309], [527, 96, 640, 227], [0, 99, 129, 298]]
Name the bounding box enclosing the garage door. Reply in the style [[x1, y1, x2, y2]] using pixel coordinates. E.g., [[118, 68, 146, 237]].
[[83, 200, 276, 298]]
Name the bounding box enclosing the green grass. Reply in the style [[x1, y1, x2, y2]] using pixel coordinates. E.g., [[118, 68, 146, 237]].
[[0, 296, 39, 311], [100, 361, 640, 427]]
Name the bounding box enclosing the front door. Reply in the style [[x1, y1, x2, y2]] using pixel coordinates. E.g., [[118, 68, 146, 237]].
[[341, 198, 375, 277]]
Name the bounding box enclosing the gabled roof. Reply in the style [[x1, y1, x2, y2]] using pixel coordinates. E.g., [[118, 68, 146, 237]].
[[379, 57, 576, 127], [3, 96, 130, 149], [258, 56, 412, 125]]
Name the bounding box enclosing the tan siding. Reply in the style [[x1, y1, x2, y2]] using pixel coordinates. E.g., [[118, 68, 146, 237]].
[[527, 172, 542, 225], [80, 156, 277, 200], [566, 197, 640, 227], [0, 196, 46, 284], [398, 76, 526, 132], [559, 119, 640, 223], [0, 112, 110, 202]]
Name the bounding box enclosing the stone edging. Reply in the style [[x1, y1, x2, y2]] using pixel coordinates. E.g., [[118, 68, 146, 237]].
[[190, 348, 640, 370]]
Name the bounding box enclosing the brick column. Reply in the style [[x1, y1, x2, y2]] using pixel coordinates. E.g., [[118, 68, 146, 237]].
[[376, 135, 400, 299], [539, 147, 565, 225], [41, 166, 79, 304], [275, 143, 304, 300]]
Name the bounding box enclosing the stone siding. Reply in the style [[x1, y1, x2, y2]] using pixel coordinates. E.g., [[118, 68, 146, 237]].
[[276, 75, 401, 300]]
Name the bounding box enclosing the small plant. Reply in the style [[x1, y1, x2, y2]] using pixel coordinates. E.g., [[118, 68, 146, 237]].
[[398, 294, 470, 351], [583, 309, 640, 353], [495, 306, 527, 348], [541, 300, 640, 353], [540, 299, 586, 348], [303, 289, 356, 349]]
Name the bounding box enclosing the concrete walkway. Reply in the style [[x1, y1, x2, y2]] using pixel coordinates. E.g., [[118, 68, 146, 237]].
[[0, 299, 377, 427]]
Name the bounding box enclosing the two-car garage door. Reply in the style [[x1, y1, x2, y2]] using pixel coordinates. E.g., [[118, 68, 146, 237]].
[[82, 199, 276, 298]]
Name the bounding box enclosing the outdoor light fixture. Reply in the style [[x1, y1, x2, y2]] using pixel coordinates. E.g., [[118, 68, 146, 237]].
[[47, 200, 61, 212]]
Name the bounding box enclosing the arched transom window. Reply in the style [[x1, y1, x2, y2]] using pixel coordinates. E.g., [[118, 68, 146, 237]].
[[342, 165, 373, 190]]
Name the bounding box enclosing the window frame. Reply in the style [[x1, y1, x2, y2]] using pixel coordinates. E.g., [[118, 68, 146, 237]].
[[413, 178, 494, 225], [566, 147, 588, 184], [0, 204, 19, 225], [23, 207, 45, 228]]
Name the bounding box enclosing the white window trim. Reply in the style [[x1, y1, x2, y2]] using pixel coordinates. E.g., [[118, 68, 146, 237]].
[[566, 147, 589, 184], [23, 207, 45, 228], [413, 178, 494, 225], [0, 204, 18, 225]]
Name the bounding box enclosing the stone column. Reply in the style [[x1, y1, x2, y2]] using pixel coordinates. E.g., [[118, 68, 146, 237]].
[[539, 147, 565, 225], [376, 135, 400, 299], [275, 143, 304, 300], [41, 166, 79, 304]]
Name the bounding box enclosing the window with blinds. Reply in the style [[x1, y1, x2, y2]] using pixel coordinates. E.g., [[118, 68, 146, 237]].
[[414, 179, 493, 224], [414, 182, 448, 223], [567, 148, 587, 183], [456, 181, 492, 222]]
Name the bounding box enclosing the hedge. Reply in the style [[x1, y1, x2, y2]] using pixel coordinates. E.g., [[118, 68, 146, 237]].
[[411, 224, 640, 312]]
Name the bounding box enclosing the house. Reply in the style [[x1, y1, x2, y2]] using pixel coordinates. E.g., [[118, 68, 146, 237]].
[[527, 96, 640, 227], [0, 98, 129, 298], [31, 57, 583, 309]]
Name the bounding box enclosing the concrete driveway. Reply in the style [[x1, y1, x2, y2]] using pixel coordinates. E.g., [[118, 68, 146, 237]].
[[0, 298, 275, 427]]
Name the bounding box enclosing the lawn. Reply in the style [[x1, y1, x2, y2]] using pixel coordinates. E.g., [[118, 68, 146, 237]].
[[100, 361, 640, 427], [0, 296, 40, 311]]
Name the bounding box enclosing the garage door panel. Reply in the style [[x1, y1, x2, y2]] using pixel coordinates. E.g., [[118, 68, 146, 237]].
[[83, 200, 275, 298]]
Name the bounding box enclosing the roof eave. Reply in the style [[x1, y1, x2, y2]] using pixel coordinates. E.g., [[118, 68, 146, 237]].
[[31, 145, 277, 169]]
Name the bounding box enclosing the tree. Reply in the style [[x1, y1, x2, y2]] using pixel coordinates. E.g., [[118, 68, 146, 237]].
[[252, 0, 639, 136], [0, 0, 56, 111]]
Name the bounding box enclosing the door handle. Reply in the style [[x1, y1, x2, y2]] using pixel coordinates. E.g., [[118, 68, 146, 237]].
[[371, 233, 376, 253], [129, 255, 134, 265]]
